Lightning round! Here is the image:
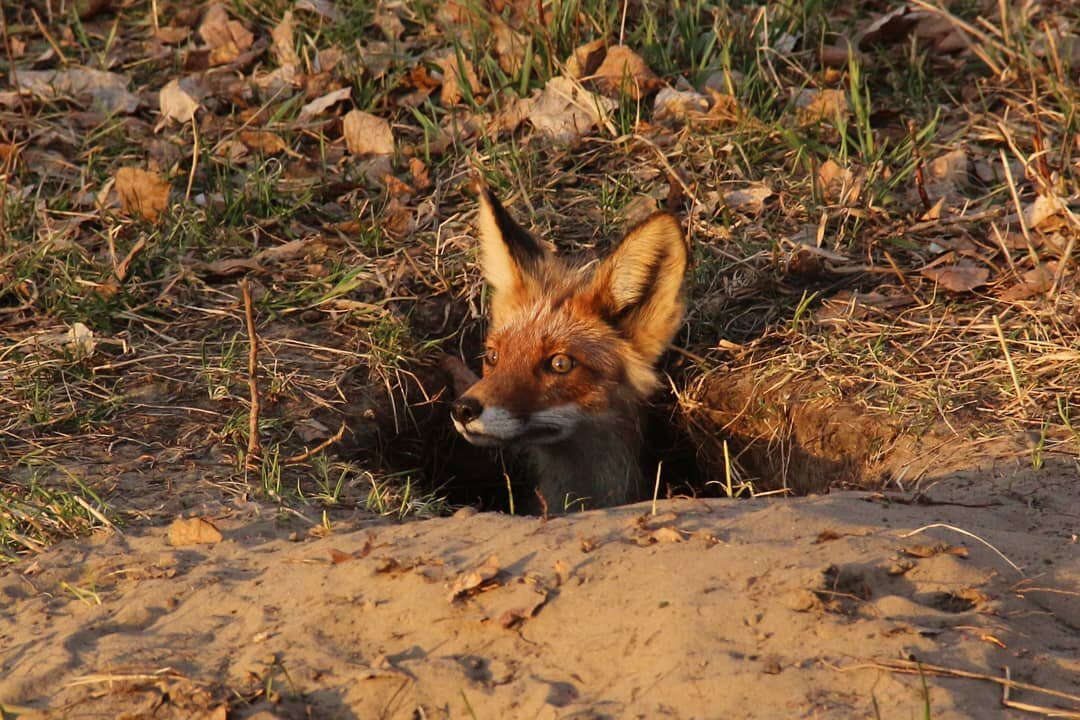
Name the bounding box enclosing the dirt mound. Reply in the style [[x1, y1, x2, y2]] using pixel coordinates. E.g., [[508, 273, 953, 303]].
[[2, 466, 1077, 719]]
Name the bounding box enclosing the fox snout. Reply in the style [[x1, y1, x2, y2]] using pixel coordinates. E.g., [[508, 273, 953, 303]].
[[450, 396, 482, 425], [452, 386, 583, 448]]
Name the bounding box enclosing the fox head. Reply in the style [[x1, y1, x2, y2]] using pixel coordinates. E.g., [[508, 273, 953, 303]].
[[452, 188, 687, 448]]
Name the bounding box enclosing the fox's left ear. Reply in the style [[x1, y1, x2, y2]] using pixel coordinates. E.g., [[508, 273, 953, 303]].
[[589, 212, 687, 365]]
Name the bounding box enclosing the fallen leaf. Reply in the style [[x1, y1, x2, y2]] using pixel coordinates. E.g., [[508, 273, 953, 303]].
[[565, 38, 607, 79], [817, 159, 862, 203], [298, 86, 352, 121], [723, 184, 773, 214], [373, 3, 405, 40], [902, 543, 969, 559], [342, 109, 394, 155], [793, 88, 849, 126], [527, 76, 615, 143], [158, 78, 200, 126], [593, 45, 662, 100], [115, 167, 171, 221], [15, 68, 138, 114], [492, 16, 530, 75], [65, 322, 96, 358], [449, 555, 501, 602], [920, 261, 989, 292], [998, 263, 1059, 301], [924, 147, 971, 200], [435, 52, 483, 106], [239, 130, 288, 155], [1024, 193, 1065, 230], [857, 5, 917, 49], [653, 87, 709, 123], [295, 0, 340, 21], [199, 4, 255, 65], [821, 38, 860, 68], [329, 548, 354, 564], [168, 516, 223, 546], [409, 157, 432, 190], [154, 25, 191, 45], [271, 11, 301, 68]]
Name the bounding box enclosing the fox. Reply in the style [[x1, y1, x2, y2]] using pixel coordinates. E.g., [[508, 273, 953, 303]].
[[451, 187, 688, 511]]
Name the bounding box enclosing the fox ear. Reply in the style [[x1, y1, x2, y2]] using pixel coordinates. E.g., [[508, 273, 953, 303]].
[[476, 188, 550, 326], [590, 212, 687, 365]]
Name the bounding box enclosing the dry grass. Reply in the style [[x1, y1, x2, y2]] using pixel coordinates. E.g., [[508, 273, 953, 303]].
[[1, 0, 1078, 557]]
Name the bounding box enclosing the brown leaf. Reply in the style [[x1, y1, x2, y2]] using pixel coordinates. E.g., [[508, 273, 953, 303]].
[[409, 157, 432, 191], [342, 109, 394, 155], [199, 4, 255, 65], [435, 52, 484, 106], [168, 517, 223, 546], [298, 86, 352, 121], [857, 5, 918, 49], [998, 263, 1059, 302], [239, 130, 288, 155], [723, 184, 773, 215], [295, 0, 340, 21], [593, 45, 662, 100], [793, 88, 849, 126], [527, 76, 615, 143], [565, 38, 607, 79], [1024, 193, 1066, 231], [115, 167, 170, 222], [158, 78, 200, 126], [154, 25, 191, 45], [271, 11, 301, 68], [653, 87, 709, 123], [817, 159, 862, 203], [920, 261, 989, 292], [373, 3, 406, 40], [492, 16, 530, 75], [15, 68, 138, 114], [449, 555, 501, 602], [902, 544, 969, 559], [329, 548, 354, 564]]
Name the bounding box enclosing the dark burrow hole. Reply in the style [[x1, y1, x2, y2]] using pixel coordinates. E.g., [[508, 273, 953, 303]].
[[341, 342, 906, 514]]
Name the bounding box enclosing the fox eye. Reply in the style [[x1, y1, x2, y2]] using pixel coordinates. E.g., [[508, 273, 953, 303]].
[[484, 348, 499, 366], [548, 353, 574, 374]]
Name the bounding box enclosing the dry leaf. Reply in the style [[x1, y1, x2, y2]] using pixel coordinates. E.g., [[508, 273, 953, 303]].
[[342, 110, 394, 155], [998, 263, 1059, 301], [158, 78, 200, 126], [199, 4, 255, 65], [373, 2, 405, 40], [920, 261, 989, 292], [821, 38, 860, 68], [1024, 193, 1065, 230], [817, 159, 862, 203], [925, 148, 970, 199], [435, 53, 483, 106], [168, 516, 223, 546], [115, 167, 171, 221], [857, 5, 917, 49], [449, 555, 500, 602], [793, 88, 849, 126], [298, 86, 352, 121], [271, 11, 300, 68], [593, 45, 662, 100], [492, 16, 530, 75], [65, 322, 96, 358], [239, 130, 288, 155], [295, 0, 339, 21], [653, 87, 709, 123], [565, 38, 607, 79], [15, 68, 138, 114], [723, 184, 773, 215], [527, 76, 615, 143], [155, 26, 191, 45]]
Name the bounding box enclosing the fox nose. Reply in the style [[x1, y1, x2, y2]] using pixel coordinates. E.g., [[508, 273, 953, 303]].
[[452, 396, 483, 424]]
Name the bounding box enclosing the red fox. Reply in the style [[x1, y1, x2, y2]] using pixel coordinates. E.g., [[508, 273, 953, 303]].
[[451, 188, 688, 511]]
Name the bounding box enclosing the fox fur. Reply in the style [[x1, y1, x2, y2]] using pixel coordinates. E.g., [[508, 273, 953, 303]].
[[452, 188, 688, 511]]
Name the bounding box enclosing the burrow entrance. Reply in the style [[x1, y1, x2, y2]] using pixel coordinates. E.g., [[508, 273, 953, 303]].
[[343, 354, 931, 513]]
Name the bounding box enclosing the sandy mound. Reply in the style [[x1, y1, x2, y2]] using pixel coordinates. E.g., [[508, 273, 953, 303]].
[[2, 466, 1078, 719]]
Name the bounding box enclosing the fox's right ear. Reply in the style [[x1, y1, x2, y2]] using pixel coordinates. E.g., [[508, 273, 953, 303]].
[[477, 188, 550, 326]]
